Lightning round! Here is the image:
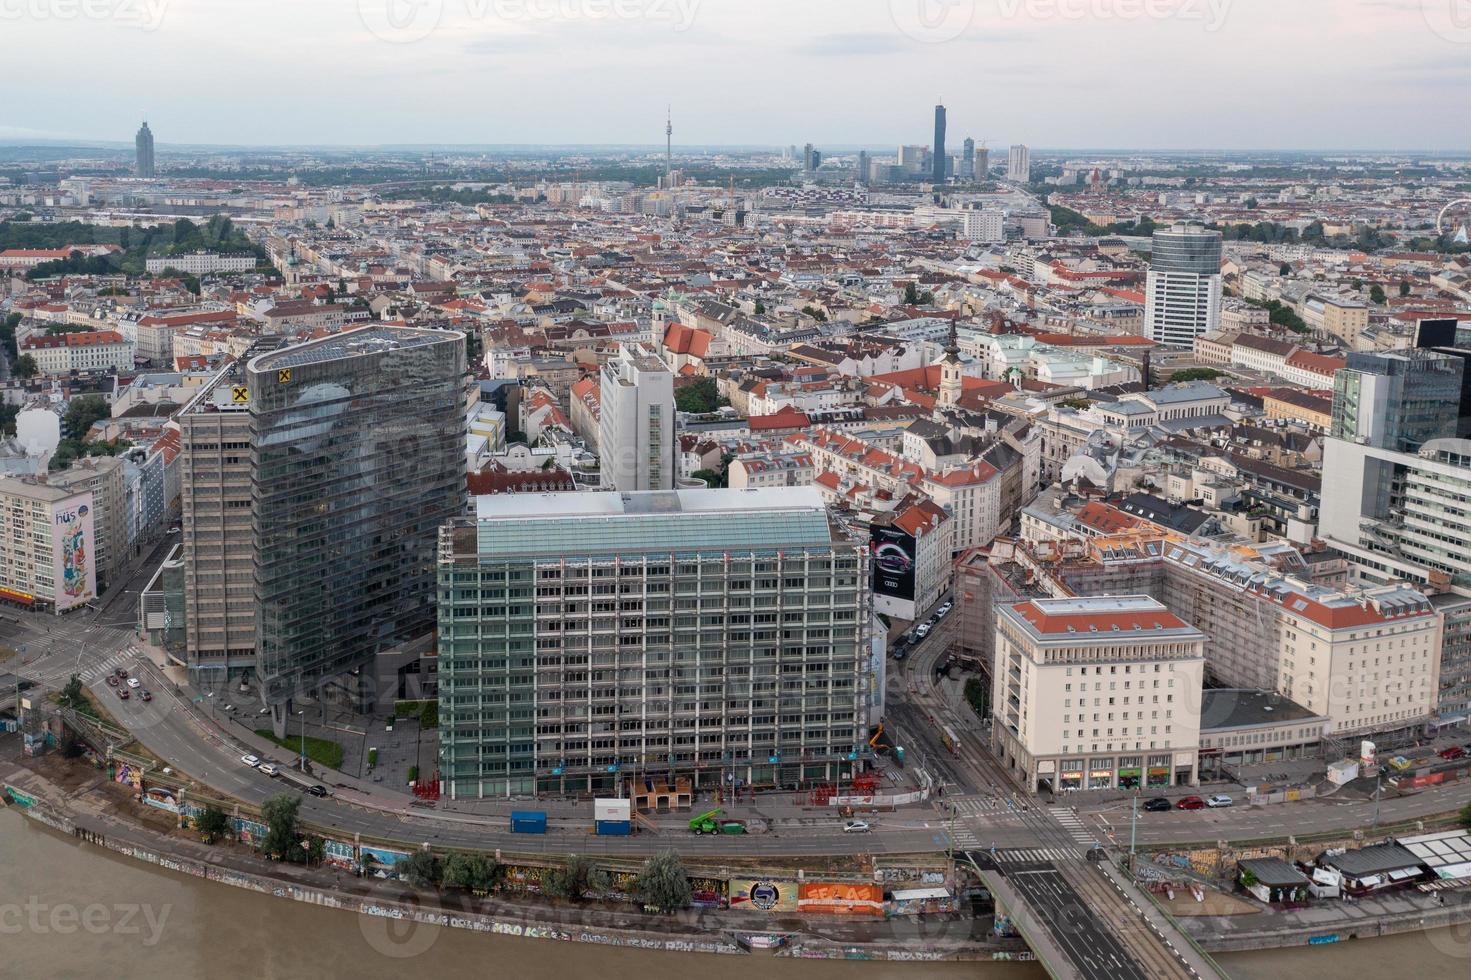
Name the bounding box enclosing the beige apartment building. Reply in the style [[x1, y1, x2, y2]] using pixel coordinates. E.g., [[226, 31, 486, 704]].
[[48, 457, 127, 590], [992, 595, 1206, 795], [0, 476, 97, 614]]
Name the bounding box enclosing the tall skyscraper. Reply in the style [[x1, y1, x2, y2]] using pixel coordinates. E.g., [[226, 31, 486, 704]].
[[435, 487, 876, 798], [245, 328, 468, 715], [856, 150, 870, 186], [1143, 223, 1223, 346], [932, 103, 948, 184], [897, 144, 928, 174], [135, 121, 155, 178], [803, 143, 820, 173], [1007, 144, 1030, 182], [599, 343, 676, 493], [975, 145, 990, 180], [961, 137, 976, 179]]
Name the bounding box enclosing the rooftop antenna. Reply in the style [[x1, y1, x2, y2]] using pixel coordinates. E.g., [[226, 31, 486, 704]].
[[665, 105, 673, 181]]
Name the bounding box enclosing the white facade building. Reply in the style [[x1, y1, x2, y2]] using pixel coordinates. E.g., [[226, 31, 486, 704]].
[[598, 343, 677, 492], [0, 476, 97, 614]]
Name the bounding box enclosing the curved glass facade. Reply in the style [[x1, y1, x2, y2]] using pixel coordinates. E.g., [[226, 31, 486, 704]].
[[1151, 226, 1222, 275]]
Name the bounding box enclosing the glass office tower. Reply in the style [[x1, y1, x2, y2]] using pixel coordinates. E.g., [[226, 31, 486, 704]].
[[247, 328, 467, 707]]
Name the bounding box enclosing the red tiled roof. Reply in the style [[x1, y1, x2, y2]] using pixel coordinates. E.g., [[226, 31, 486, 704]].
[[1011, 601, 1189, 636], [748, 408, 811, 432]]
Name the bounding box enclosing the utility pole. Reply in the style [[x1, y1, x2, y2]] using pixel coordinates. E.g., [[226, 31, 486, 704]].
[[1372, 770, 1382, 830], [1130, 792, 1139, 857]]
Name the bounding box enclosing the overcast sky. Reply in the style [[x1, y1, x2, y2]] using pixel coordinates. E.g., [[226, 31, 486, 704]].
[[4, 0, 1470, 150]]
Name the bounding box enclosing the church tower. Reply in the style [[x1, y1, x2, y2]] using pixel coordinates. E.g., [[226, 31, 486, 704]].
[[937, 321, 964, 410]]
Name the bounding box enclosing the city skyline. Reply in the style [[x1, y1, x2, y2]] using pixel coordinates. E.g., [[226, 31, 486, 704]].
[[2, 1, 1470, 151]]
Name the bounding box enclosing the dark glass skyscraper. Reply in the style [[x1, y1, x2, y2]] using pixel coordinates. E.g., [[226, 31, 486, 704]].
[[932, 104, 947, 184], [135, 121, 155, 178], [1331, 349, 1466, 453], [246, 328, 467, 709]]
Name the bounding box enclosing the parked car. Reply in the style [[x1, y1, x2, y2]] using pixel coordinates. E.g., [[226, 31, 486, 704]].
[[915, 624, 931, 639], [1438, 746, 1466, 761], [1206, 794, 1234, 808], [843, 820, 871, 834], [126, 677, 140, 689], [140, 691, 152, 703], [258, 763, 280, 777], [1143, 797, 1172, 813], [1176, 796, 1207, 811], [1388, 756, 1414, 772], [307, 785, 329, 798], [240, 754, 261, 768], [936, 602, 953, 618]]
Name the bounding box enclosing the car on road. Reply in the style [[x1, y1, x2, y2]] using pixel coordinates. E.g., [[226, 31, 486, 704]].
[[117, 688, 130, 701], [106, 675, 120, 687], [1438, 746, 1466, 762], [843, 820, 871, 834], [307, 785, 329, 798], [1176, 796, 1207, 810], [936, 602, 953, 618], [140, 691, 152, 702], [115, 667, 127, 679], [258, 763, 280, 777], [126, 677, 140, 689], [1206, 794, 1234, 808], [1143, 797, 1172, 812], [240, 754, 261, 768], [914, 624, 931, 639]]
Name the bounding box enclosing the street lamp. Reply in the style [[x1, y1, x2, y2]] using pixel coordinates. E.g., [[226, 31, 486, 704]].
[[298, 709, 306, 772]]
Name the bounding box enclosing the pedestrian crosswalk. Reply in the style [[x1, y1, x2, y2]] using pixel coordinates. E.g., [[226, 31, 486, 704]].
[[950, 824, 983, 850], [1050, 806, 1099, 848], [951, 795, 1010, 815], [78, 648, 139, 683], [994, 846, 1078, 865]]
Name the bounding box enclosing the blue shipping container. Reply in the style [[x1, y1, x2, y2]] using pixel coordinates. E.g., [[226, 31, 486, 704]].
[[595, 820, 631, 837], [511, 811, 548, 834]]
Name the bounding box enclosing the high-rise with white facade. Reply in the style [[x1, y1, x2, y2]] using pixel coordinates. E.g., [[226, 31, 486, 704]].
[[1144, 224, 1223, 346], [0, 477, 97, 615], [598, 343, 676, 493], [1007, 144, 1030, 182]]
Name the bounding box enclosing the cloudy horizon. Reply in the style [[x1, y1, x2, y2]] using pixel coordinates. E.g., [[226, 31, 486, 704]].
[[4, 0, 1470, 151]]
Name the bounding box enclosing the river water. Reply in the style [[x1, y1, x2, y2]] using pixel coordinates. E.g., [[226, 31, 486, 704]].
[[1, 809, 1467, 979]]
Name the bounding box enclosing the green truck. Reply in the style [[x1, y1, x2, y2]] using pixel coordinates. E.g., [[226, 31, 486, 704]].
[[688, 808, 746, 835]]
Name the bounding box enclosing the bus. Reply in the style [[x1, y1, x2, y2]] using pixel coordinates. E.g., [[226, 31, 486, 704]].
[[941, 724, 961, 757]]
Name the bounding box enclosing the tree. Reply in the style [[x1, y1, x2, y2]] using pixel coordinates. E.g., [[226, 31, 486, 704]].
[[441, 852, 474, 891], [634, 850, 692, 913], [402, 848, 441, 889], [0, 403, 16, 438], [1279, 262, 1292, 277], [545, 855, 610, 903], [57, 674, 86, 711], [904, 282, 920, 305], [1400, 281, 1412, 298], [12, 354, 38, 379], [753, 300, 766, 315], [1461, 800, 1471, 831], [63, 394, 109, 441], [260, 793, 301, 861], [1369, 285, 1387, 306], [1170, 368, 1226, 383], [196, 806, 231, 845], [801, 304, 827, 322], [674, 377, 725, 415]]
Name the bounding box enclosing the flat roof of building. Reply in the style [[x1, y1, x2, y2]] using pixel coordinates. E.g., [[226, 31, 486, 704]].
[[471, 487, 844, 558], [0, 476, 90, 503], [1201, 690, 1324, 733]]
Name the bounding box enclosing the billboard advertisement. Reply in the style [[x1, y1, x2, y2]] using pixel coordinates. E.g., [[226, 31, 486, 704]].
[[52, 494, 97, 613], [869, 525, 917, 602], [729, 879, 800, 913]]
